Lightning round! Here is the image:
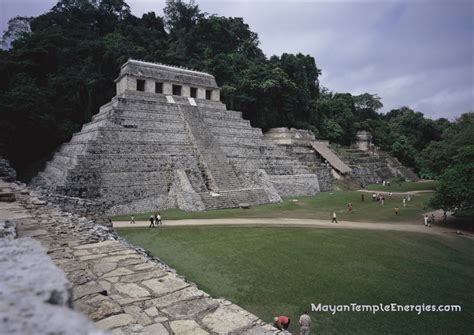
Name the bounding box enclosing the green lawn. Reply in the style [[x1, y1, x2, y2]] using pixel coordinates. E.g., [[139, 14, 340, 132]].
[[116, 227, 474, 335], [365, 180, 437, 192], [113, 191, 434, 223]]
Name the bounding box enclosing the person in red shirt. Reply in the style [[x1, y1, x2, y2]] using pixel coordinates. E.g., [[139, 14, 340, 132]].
[[273, 315, 291, 330]]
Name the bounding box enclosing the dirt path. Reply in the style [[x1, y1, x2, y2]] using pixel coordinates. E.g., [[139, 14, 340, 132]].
[[357, 189, 434, 195], [113, 217, 472, 239]]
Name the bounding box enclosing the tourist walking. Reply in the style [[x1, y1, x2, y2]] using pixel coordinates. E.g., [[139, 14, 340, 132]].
[[430, 213, 435, 225], [331, 211, 337, 223], [361, 193, 365, 201], [380, 195, 385, 206], [424, 215, 430, 227], [443, 211, 448, 224], [149, 215, 155, 228], [299, 310, 311, 335], [402, 198, 406, 207], [130, 215, 135, 224], [394, 207, 399, 215], [388, 192, 393, 200], [157, 212, 162, 225], [347, 202, 353, 212]]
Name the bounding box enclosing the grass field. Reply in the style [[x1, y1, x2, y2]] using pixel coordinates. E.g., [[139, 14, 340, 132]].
[[116, 227, 474, 334], [114, 191, 434, 223], [365, 180, 437, 192]]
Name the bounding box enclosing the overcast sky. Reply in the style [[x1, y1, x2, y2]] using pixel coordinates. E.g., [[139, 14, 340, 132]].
[[1, 0, 472, 120]]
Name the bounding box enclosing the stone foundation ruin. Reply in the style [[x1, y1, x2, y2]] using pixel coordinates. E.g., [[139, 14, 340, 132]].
[[264, 128, 418, 188], [32, 60, 322, 214]]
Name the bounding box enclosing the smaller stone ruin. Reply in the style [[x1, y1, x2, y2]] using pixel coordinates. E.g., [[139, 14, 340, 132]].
[[354, 130, 372, 151], [265, 128, 419, 188]]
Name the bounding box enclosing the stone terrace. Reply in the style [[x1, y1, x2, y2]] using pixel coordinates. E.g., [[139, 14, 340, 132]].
[[0, 180, 275, 335], [331, 147, 418, 185]]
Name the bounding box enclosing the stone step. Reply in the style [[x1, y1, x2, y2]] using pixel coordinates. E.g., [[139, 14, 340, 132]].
[[199, 188, 269, 209], [202, 115, 251, 127], [0, 189, 15, 202], [197, 108, 243, 120]]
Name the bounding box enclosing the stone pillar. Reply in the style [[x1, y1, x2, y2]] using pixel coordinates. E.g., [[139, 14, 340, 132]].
[[163, 82, 173, 95], [197, 88, 206, 100], [212, 90, 220, 102], [145, 79, 154, 93], [182, 85, 191, 97], [115, 76, 130, 95]]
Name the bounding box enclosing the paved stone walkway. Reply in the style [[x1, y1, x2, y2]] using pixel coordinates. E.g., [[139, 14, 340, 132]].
[[0, 181, 276, 335]]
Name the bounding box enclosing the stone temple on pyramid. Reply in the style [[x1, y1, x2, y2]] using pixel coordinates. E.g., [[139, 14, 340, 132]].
[[32, 60, 334, 215], [32, 59, 415, 215]]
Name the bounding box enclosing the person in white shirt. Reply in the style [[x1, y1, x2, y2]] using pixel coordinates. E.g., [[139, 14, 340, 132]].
[[299, 311, 311, 335]]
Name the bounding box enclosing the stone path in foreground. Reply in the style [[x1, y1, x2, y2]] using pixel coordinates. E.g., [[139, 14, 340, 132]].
[[0, 180, 275, 335]]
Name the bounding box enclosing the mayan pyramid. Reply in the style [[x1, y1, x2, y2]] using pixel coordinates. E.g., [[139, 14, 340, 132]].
[[33, 60, 327, 215]]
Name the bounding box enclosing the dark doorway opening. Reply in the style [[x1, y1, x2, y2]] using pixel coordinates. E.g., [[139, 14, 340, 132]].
[[136, 79, 145, 91], [173, 84, 182, 96]]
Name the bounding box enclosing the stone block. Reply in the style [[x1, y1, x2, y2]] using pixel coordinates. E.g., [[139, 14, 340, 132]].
[[143, 286, 207, 309], [75, 294, 122, 321], [0, 237, 72, 307], [201, 304, 259, 334], [114, 282, 151, 298], [143, 323, 169, 335], [170, 320, 209, 335], [0, 237, 105, 334], [96, 313, 134, 330], [161, 298, 218, 319], [142, 274, 189, 296], [73, 281, 107, 300]]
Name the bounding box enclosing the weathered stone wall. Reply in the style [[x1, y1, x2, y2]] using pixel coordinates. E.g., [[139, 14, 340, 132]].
[[269, 174, 320, 197], [263, 128, 335, 192], [332, 146, 419, 186], [314, 167, 334, 192], [265, 127, 316, 146], [115, 60, 221, 101], [0, 180, 275, 334], [171, 169, 205, 212]]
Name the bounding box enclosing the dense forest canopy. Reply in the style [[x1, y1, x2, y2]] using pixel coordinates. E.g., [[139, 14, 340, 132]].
[[0, 0, 472, 197]]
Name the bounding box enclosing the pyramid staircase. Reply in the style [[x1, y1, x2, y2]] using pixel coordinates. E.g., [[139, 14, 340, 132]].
[[33, 91, 321, 214]]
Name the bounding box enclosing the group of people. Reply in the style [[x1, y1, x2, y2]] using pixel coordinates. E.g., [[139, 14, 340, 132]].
[[129, 212, 163, 227], [424, 213, 436, 227], [149, 212, 162, 228], [273, 311, 311, 334], [381, 180, 391, 186], [371, 192, 386, 205], [402, 194, 412, 207]]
